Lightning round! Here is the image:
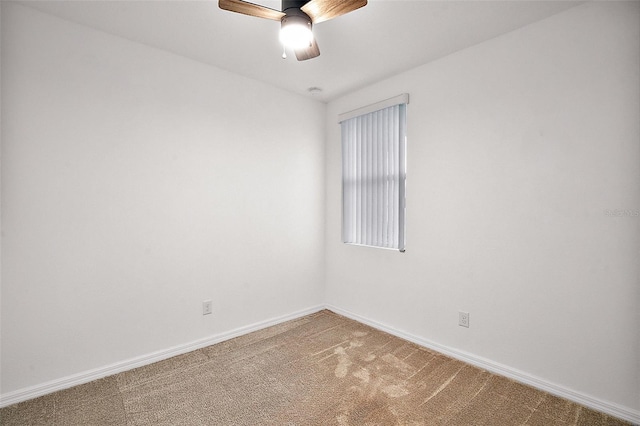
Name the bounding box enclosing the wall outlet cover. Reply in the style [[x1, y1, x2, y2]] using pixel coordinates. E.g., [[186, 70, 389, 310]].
[[459, 311, 469, 328], [203, 300, 213, 316]]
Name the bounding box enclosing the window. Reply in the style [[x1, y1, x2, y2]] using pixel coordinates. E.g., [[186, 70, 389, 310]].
[[339, 94, 408, 252]]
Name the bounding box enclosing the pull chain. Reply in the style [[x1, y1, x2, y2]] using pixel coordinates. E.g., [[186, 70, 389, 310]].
[[282, 45, 287, 59]]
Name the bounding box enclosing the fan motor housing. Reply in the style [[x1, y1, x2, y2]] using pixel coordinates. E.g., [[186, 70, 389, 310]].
[[282, 0, 309, 11]]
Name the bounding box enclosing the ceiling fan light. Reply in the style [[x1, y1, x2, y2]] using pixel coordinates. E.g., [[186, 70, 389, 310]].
[[280, 13, 313, 49]]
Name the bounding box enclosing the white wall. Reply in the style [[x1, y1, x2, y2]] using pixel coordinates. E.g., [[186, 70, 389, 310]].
[[325, 1, 639, 416], [1, 3, 325, 394]]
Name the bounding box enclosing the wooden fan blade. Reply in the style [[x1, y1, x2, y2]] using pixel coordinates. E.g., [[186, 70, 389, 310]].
[[301, 0, 367, 24], [295, 38, 320, 61], [219, 0, 285, 21]]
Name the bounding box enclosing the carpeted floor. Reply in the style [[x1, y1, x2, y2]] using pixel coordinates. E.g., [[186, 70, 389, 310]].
[[0, 310, 631, 425]]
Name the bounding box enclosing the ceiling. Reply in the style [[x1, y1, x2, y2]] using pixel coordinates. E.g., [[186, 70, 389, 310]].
[[20, 0, 582, 102]]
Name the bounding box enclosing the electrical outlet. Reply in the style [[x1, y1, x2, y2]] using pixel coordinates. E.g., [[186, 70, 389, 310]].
[[459, 311, 469, 328], [203, 300, 212, 316]]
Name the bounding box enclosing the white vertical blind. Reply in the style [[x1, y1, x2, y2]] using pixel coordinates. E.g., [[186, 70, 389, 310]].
[[340, 97, 407, 251]]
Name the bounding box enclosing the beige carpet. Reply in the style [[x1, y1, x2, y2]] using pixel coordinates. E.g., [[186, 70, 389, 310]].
[[0, 310, 631, 425]]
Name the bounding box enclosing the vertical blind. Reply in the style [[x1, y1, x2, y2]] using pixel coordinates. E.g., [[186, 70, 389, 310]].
[[340, 95, 407, 251]]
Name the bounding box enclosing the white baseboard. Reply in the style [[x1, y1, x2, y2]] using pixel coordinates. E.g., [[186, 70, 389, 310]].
[[325, 304, 640, 425], [2, 303, 638, 425], [0, 304, 325, 408]]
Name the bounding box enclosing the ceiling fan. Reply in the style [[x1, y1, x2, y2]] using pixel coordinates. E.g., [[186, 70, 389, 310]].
[[219, 0, 367, 61]]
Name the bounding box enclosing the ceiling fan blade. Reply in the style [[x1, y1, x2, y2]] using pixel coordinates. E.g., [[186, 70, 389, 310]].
[[295, 38, 320, 61], [219, 0, 285, 21], [301, 0, 367, 24]]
